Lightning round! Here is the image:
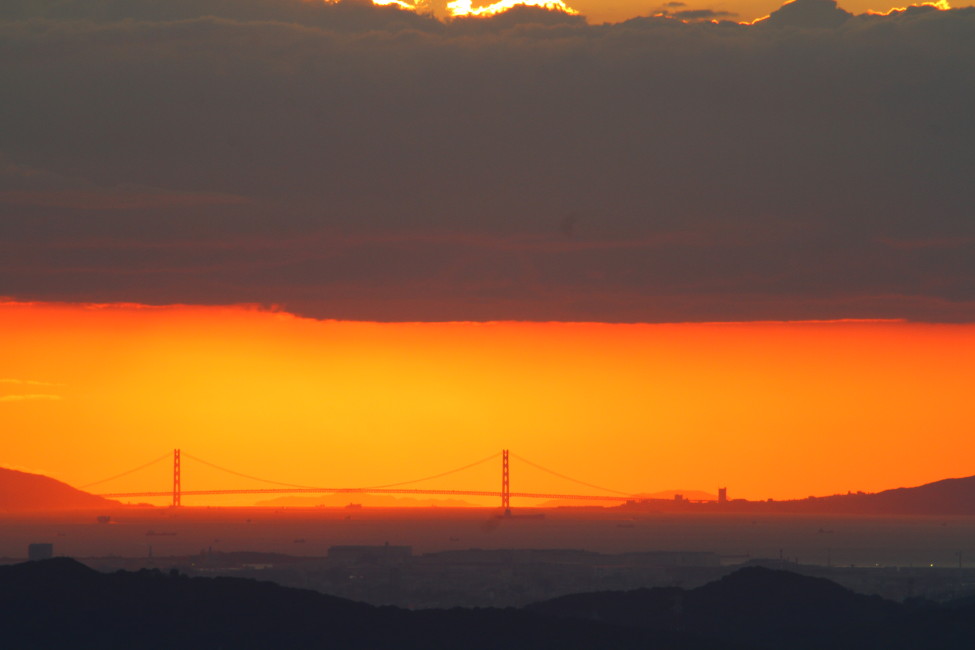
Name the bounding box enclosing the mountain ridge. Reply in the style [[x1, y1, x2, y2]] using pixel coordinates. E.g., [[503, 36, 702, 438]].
[[0, 467, 119, 512], [5, 559, 975, 649]]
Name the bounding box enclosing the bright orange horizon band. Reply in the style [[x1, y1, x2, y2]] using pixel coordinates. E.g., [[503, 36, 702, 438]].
[[381, 0, 960, 25], [2, 301, 972, 507]]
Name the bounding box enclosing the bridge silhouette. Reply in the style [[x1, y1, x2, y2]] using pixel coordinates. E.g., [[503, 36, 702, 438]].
[[86, 449, 636, 511]]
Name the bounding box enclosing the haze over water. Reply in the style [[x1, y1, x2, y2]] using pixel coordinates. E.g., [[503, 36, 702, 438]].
[[4, 509, 973, 570]]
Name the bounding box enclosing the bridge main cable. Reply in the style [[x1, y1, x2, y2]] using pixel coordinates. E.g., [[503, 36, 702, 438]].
[[96, 487, 629, 501], [181, 450, 500, 491], [112, 449, 505, 504], [79, 452, 172, 489], [358, 451, 500, 490], [92, 449, 635, 505], [182, 452, 318, 489], [509, 452, 635, 497]]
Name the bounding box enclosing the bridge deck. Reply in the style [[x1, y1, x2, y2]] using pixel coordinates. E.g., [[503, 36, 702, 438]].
[[97, 487, 629, 502]]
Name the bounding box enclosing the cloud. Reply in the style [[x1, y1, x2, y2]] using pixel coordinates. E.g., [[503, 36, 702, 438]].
[[0, 157, 250, 209], [0, 379, 65, 387], [1, 1, 974, 322], [880, 236, 975, 250], [758, 0, 852, 27], [0, 189, 250, 210], [0, 0, 443, 32], [669, 8, 739, 19], [0, 394, 63, 402]]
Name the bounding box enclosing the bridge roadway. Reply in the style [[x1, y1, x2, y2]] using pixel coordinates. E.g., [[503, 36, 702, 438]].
[[97, 487, 629, 502]]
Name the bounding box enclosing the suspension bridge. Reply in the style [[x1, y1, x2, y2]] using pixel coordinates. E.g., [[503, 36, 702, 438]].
[[86, 449, 637, 512]]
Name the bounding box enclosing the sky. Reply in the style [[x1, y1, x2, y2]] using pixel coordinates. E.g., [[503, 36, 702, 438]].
[[1, 0, 974, 506]]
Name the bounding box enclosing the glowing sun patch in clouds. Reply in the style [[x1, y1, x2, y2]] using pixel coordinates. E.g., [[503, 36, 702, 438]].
[[372, 0, 427, 10], [317, 0, 430, 12], [330, 0, 580, 19], [362, 0, 954, 23], [446, 0, 579, 17]]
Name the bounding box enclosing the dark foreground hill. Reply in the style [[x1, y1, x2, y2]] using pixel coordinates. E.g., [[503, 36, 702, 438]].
[[528, 566, 975, 649], [0, 467, 119, 512], [4, 560, 975, 650], [0, 558, 710, 650]]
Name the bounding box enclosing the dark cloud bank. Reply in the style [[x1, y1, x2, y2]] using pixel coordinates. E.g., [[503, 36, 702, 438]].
[[1, 0, 974, 322]]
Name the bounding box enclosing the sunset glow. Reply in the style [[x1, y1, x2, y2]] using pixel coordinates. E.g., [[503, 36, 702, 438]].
[[446, 0, 579, 17], [355, 0, 963, 23], [3, 301, 973, 507], [371, 0, 426, 11]]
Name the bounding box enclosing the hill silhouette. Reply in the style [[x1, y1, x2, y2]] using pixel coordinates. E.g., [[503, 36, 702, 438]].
[[0, 467, 119, 512], [620, 474, 975, 515], [0, 558, 708, 649], [811, 475, 975, 515], [744, 475, 975, 515], [528, 566, 975, 649], [5, 560, 975, 649]]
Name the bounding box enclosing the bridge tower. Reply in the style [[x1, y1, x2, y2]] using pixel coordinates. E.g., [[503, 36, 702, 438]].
[[172, 448, 181, 507], [501, 449, 510, 516]]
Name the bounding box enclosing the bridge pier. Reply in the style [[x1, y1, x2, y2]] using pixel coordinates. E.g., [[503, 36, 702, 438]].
[[172, 449, 181, 507], [502, 449, 510, 516]]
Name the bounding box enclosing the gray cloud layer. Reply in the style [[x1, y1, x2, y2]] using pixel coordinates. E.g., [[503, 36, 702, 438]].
[[2, 0, 974, 321]]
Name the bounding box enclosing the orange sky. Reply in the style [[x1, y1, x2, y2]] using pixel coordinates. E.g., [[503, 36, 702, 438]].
[[2, 301, 973, 507]]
